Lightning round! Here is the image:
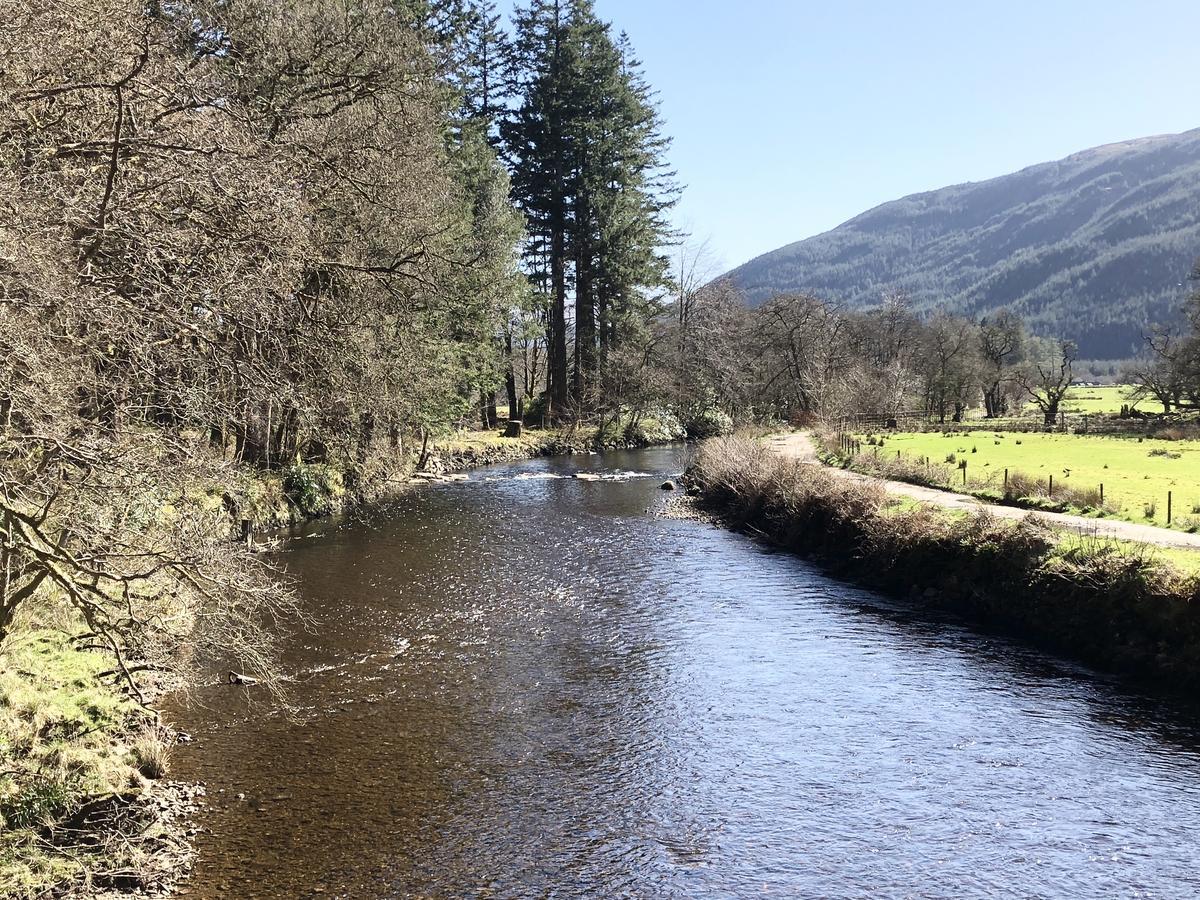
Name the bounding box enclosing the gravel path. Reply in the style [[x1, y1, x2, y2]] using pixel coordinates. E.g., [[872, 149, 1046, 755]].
[[768, 432, 1200, 551]]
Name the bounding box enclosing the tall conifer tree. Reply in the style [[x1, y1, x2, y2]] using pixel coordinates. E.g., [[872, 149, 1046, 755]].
[[504, 1, 676, 418]]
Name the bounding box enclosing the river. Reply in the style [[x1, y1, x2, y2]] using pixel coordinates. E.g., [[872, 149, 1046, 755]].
[[171, 446, 1200, 898]]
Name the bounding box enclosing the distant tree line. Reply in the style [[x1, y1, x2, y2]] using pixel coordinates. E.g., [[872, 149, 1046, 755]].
[[613, 280, 1083, 431]]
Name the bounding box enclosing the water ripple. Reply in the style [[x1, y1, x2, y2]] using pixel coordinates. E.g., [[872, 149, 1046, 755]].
[[173, 447, 1200, 899]]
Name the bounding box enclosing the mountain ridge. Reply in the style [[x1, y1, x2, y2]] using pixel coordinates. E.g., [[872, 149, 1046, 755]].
[[724, 128, 1200, 358]]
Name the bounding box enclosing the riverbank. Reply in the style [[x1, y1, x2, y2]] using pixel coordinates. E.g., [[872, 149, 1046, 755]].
[[227, 417, 688, 534], [0, 615, 199, 898], [687, 434, 1200, 688], [0, 419, 690, 899]]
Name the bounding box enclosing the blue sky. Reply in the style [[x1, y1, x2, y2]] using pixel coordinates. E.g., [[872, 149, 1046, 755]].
[[497, 1, 1200, 273]]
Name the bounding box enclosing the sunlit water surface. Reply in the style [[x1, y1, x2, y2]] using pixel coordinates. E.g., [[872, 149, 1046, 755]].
[[172, 447, 1200, 898]]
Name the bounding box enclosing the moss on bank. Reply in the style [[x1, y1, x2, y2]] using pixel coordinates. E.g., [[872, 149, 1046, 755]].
[[0, 606, 189, 898], [690, 434, 1200, 688], [223, 418, 689, 532]]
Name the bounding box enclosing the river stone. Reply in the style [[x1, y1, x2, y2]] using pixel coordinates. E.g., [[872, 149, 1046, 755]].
[[661, 480, 677, 491]]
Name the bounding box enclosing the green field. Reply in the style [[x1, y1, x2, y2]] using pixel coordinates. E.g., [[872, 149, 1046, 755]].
[[1018, 384, 1153, 416], [1059, 385, 1140, 414], [860, 430, 1200, 528]]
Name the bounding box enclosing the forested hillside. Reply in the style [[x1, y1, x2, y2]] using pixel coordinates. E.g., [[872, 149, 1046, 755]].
[[725, 129, 1200, 359]]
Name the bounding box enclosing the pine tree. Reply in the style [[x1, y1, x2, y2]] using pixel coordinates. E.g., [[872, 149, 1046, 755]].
[[503, 0, 575, 419], [503, 1, 677, 419], [570, 19, 677, 409]]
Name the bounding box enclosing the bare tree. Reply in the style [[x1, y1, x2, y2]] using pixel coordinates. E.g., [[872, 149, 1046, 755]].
[[920, 313, 981, 423], [0, 0, 522, 688], [1018, 339, 1077, 427], [756, 294, 852, 421], [978, 310, 1025, 418]]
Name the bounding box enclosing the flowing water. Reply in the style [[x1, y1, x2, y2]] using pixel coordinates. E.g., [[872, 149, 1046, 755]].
[[172, 446, 1200, 898]]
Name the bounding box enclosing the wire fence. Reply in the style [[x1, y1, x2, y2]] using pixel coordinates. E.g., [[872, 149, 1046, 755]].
[[828, 431, 1199, 529]]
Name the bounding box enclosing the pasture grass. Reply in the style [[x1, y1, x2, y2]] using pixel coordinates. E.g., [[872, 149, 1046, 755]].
[[857, 430, 1200, 530], [1012, 384, 1164, 416]]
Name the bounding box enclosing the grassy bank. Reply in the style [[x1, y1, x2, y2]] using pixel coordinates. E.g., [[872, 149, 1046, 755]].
[[689, 434, 1200, 687], [433, 416, 685, 470], [0, 605, 190, 898]]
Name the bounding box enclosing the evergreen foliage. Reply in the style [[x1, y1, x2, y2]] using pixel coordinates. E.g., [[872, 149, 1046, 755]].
[[502, 0, 677, 420]]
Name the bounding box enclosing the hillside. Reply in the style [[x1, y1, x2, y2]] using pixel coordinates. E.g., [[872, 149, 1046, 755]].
[[725, 129, 1200, 359]]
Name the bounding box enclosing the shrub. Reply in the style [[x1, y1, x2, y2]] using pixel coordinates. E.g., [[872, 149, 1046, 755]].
[[0, 776, 72, 830], [683, 406, 734, 440], [630, 410, 688, 445], [283, 464, 332, 519]]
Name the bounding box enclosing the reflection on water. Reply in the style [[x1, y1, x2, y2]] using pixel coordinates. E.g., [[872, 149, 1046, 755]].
[[172, 447, 1200, 898]]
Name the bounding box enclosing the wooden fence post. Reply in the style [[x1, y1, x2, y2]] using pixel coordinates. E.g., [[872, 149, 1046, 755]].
[[1168, 491, 1173, 525]]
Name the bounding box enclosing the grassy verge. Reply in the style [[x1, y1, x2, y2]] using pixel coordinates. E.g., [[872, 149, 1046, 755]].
[[690, 434, 1200, 687], [0, 604, 187, 898], [832, 429, 1200, 531]]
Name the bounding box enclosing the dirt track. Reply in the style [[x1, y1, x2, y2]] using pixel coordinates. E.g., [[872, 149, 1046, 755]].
[[768, 432, 1200, 551]]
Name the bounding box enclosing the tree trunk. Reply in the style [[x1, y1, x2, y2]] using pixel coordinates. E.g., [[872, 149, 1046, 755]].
[[549, 223, 568, 420], [417, 428, 431, 472], [504, 331, 519, 422]]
